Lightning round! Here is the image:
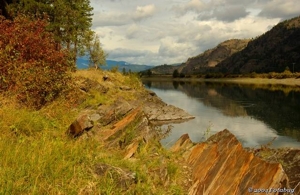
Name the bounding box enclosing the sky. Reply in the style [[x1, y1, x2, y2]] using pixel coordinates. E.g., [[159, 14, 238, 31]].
[[90, 0, 300, 66]]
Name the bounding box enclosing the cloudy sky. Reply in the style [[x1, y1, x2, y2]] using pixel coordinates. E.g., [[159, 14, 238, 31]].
[[90, 0, 300, 65]]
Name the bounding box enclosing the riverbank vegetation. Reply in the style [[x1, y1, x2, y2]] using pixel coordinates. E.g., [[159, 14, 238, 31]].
[[0, 69, 191, 194], [141, 70, 300, 87], [0, 3, 189, 192]]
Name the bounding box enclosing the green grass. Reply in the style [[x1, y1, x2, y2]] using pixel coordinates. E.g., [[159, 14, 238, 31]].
[[0, 69, 189, 194]]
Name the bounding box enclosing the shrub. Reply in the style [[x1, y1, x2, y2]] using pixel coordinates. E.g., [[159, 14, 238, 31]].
[[0, 15, 74, 109]]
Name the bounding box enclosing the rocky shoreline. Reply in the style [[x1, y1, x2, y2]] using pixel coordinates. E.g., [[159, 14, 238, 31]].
[[67, 75, 299, 194]]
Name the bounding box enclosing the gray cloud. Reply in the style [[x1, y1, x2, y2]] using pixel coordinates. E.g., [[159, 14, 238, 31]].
[[92, 4, 157, 27], [258, 0, 300, 20], [212, 6, 250, 22]]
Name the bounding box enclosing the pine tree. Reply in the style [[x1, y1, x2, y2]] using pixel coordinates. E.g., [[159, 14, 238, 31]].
[[7, 0, 94, 63]]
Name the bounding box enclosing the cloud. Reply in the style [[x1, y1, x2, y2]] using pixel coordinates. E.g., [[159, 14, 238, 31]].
[[125, 24, 140, 39], [133, 4, 157, 21], [90, 0, 296, 65], [92, 12, 130, 27], [212, 5, 250, 22], [172, 0, 206, 16], [92, 4, 157, 27], [108, 48, 150, 58], [259, 0, 300, 19]]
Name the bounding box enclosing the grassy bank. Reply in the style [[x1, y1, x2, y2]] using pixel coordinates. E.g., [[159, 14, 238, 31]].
[[0, 69, 189, 194]]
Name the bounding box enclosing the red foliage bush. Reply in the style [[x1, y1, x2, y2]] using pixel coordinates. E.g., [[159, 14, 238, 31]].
[[0, 15, 74, 109]]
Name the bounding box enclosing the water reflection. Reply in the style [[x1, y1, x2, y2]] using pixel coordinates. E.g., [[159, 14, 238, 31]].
[[143, 81, 300, 148]]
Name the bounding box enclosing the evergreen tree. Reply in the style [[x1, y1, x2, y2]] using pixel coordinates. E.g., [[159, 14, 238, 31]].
[[173, 69, 179, 78], [7, 0, 93, 63]]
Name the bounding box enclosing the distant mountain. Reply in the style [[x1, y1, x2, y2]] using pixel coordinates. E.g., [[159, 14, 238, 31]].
[[181, 39, 250, 74], [216, 16, 300, 74], [76, 57, 154, 72], [141, 63, 184, 75]]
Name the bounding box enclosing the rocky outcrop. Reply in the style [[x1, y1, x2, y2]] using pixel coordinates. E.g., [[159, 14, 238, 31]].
[[142, 90, 195, 123], [173, 130, 291, 195], [67, 85, 194, 138], [76, 77, 108, 94], [252, 147, 300, 194]]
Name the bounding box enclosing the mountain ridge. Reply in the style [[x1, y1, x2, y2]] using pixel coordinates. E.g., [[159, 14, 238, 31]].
[[216, 16, 300, 74]]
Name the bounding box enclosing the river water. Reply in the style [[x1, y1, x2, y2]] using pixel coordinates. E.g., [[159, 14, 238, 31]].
[[143, 80, 300, 149]]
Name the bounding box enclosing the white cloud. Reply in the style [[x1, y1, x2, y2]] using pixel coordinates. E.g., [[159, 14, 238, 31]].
[[133, 4, 157, 21], [172, 0, 206, 16]]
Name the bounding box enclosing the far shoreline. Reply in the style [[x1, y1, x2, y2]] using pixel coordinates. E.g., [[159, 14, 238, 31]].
[[141, 75, 300, 87]]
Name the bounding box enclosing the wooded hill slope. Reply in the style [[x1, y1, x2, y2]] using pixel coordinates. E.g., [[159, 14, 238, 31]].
[[181, 39, 250, 74], [216, 16, 300, 74]]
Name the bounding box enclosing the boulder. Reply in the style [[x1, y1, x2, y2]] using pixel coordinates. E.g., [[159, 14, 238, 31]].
[[119, 86, 132, 91], [173, 130, 291, 195], [66, 114, 93, 138]]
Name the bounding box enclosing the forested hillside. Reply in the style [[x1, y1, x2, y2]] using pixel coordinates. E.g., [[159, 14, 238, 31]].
[[216, 16, 300, 74], [181, 39, 250, 74]]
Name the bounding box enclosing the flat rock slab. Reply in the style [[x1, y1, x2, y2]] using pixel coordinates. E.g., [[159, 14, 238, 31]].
[[142, 92, 195, 123], [178, 129, 290, 195]]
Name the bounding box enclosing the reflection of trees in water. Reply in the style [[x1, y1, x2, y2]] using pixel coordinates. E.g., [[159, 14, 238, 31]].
[[196, 83, 300, 140], [283, 128, 300, 141], [145, 81, 152, 88], [172, 81, 179, 89], [145, 81, 300, 141]]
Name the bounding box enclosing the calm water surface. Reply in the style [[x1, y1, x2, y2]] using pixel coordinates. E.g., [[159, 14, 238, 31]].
[[143, 81, 300, 149]]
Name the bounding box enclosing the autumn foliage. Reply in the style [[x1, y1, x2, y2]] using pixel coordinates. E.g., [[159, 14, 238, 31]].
[[0, 15, 74, 109]]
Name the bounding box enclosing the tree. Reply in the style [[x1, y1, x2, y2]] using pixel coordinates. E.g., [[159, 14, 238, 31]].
[[0, 15, 73, 108], [173, 69, 179, 78], [147, 69, 152, 77], [122, 68, 126, 75], [84, 30, 106, 69], [7, 0, 93, 63]]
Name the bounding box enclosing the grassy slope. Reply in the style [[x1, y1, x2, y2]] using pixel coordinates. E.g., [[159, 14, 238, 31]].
[[0, 69, 189, 195]]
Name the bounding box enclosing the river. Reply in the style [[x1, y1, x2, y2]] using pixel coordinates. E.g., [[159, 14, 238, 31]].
[[142, 80, 300, 149]]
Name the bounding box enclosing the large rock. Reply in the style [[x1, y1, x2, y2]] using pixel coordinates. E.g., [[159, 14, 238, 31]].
[[97, 99, 133, 126], [143, 94, 195, 123], [253, 148, 300, 194], [173, 130, 291, 195], [66, 114, 94, 138]]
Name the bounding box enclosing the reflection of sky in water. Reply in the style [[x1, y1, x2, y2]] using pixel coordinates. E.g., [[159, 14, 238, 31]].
[[150, 88, 300, 149]]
